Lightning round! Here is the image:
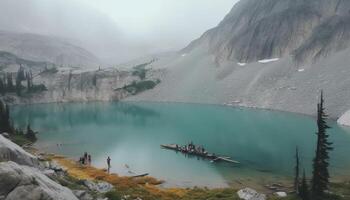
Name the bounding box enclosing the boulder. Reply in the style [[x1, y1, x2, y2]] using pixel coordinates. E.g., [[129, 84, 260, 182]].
[[0, 135, 39, 167], [83, 180, 114, 193], [337, 110, 350, 126], [73, 190, 93, 200], [274, 191, 287, 197], [49, 160, 66, 172], [0, 161, 78, 200], [0, 132, 9, 138], [237, 188, 266, 200]]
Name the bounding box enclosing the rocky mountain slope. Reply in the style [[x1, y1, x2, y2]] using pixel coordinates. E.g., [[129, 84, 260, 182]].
[[0, 31, 100, 67], [128, 0, 350, 120], [183, 0, 350, 64]]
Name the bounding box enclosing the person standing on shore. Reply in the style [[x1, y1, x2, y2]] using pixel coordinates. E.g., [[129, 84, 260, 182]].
[[88, 154, 91, 165], [107, 156, 111, 173]]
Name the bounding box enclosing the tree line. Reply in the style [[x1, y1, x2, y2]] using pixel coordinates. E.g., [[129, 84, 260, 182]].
[[0, 65, 46, 96], [0, 100, 37, 142], [294, 91, 333, 200]]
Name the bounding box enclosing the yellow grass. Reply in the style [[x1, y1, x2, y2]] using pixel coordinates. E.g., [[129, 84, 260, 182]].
[[51, 155, 190, 199]]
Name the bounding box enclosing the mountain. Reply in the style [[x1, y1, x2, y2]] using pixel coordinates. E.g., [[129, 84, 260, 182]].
[[128, 0, 350, 119], [183, 0, 350, 64], [0, 31, 100, 67], [0, 51, 52, 70], [0, 0, 167, 64]]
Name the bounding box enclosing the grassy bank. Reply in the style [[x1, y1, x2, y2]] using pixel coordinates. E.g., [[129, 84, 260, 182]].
[[50, 155, 302, 200]]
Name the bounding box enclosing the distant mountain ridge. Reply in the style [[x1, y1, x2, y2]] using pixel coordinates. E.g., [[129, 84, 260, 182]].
[[183, 0, 350, 64], [0, 31, 100, 67], [0, 51, 51, 69]]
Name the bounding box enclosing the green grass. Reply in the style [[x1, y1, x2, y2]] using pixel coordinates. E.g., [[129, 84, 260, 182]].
[[105, 190, 122, 200], [9, 133, 34, 146], [122, 80, 160, 95]]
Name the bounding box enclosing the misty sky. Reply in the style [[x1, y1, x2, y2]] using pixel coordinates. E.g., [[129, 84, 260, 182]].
[[0, 0, 239, 63], [79, 0, 238, 47]]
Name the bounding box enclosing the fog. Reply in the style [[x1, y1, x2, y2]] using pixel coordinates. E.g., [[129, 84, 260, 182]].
[[0, 0, 238, 64]]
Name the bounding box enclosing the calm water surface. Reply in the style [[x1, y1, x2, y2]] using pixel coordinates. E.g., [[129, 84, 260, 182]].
[[11, 102, 350, 188]]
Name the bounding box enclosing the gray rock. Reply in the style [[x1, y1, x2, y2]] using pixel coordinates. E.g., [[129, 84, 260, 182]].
[[0, 161, 78, 200], [0, 133, 9, 138], [274, 191, 287, 197], [73, 190, 93, 200], [337, 110, 350, 126], [0, 135, 39, 167], [83, 180, 114, 193], [237, 188, 266, 200], [49, 161, 66, 172]]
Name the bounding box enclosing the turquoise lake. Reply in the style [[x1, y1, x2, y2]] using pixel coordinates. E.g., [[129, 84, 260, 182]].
[[10, 102, 350, 188]]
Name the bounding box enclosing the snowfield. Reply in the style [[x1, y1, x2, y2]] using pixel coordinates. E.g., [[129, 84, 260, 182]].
[[258, 58, 280, 64]]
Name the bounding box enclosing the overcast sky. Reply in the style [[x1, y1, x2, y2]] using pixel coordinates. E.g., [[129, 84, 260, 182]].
[[0, 0, 239, 63], [78, 0, 238, 45]]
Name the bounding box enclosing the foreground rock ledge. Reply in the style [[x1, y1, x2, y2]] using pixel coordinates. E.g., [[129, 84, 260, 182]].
[[0, 161, 78, 200], [0, 134, 39, 167]]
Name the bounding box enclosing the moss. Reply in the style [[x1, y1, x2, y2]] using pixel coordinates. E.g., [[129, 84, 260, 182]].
[[9, 132, 34, 146], [132, 68, 147, 80], [329, 182, 350, 199], [123, 80, 159, 95], [105, 190, 122, 200]]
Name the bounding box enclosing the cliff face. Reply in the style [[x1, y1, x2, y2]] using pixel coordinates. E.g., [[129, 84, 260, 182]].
[[3, 68, 133, 104], [183, 0, 350, 64]]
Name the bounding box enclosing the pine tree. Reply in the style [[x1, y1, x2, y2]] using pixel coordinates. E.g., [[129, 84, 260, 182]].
[[299, 170, 310, 200], [0, 100, 11, 133], [26, 124, 37, 142], [311, 91, 333, 199], [0, 77, 5, 95], [6, 73, 14, 92], [294, 146, 300, 194], [15, 74, 22, 96]]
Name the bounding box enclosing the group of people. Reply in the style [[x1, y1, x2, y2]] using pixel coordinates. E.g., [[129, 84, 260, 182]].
[[79, 152, 92, 165], [178, 141, 206, 154], [77, 153, 112, 173]]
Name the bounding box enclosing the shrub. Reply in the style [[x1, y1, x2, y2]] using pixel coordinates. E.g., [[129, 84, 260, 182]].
[[105, 190, 121, 200]]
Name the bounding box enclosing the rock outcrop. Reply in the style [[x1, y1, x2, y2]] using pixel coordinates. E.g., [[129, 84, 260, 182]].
[[0, 161, 78, 200], [237, 188, 266, 200], [337, 110, 350, 126], [83, 180, 113, 193], [0, 135, 39, 167]]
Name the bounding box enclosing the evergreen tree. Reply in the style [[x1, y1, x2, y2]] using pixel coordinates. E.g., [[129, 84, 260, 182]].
[[17, 65, 26, 81], [294, 146, 300, 194], [311, 91, 333, 199], [15, 75, 22, 96], [299, 170, 310, 200], [0, 77, 5, 95], [26, 71, 31, 92], [26, 124, 37, 142], [0, 100, 11, 133], [6, 73, 14, 92]]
